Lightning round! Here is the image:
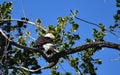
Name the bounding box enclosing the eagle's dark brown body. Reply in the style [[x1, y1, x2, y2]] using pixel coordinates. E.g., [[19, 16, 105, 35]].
[[33, 37, 54, 55]]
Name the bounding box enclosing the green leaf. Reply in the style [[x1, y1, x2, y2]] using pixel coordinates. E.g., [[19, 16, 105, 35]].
[[13, 47, 18, 51], [57, 17, 67, 28], [95, 59, 102, 65], [86, 38, 93, 43], [70, 58, 79, 67], [36, 18, 41, 25], [72, 23, 79, 30], [70, 23, 79, 32], [99, 23, 105, 31], [114, 14, 119, 22], [73, 34, 80, 40], [18, 37, 26, 45], [116, 0, 120, 7], [55, 26, 61, 33], [74, 10, 78, 14]]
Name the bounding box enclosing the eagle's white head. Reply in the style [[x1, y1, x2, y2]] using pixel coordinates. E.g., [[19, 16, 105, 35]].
[[44, 33, 55, 39]]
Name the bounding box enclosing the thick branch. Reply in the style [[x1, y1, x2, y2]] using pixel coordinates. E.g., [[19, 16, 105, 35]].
[[57, 42, 120, 58]]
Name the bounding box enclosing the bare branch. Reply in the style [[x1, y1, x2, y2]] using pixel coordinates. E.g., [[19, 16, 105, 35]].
[[70, 10, 120, 40], [70, 10, 99, 27], [18, 60, 58, 72], [1, 19, 48, 33]]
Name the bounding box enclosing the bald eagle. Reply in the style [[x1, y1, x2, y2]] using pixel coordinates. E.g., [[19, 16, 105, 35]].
[[33, 33, 57, 55]]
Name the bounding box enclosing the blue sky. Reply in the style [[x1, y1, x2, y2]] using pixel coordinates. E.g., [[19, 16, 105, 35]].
[[1, 0, 120, 75]]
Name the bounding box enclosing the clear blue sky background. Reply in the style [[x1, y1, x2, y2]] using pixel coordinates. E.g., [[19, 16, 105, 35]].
[[1, 0, 120, 75]]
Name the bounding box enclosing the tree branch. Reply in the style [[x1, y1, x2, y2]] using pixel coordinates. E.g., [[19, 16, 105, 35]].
[[57, 42, 120, 58], [1, 19, 48, 33], [18, 60, 57, 73]]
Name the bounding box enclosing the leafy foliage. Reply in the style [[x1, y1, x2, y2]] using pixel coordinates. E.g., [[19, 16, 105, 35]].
[[108, 2, 120, 39], [0, 2, 80, 74], [0, 2, 40, 75], [116, 0, 120, 7]]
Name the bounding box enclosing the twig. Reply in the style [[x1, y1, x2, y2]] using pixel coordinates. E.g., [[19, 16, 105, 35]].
[[106, 30, 120, 40], [20, 0, 26, 18], [25, 31, 36, 41], [111, 57, 120, 61]]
